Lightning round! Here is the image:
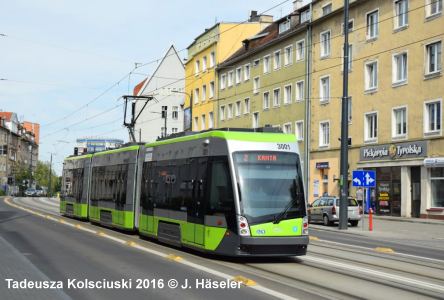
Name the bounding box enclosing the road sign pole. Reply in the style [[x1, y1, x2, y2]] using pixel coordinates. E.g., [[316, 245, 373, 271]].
[[362, 188, 366, 231]]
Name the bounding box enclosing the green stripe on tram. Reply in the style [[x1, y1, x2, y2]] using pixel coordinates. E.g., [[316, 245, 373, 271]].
[[138, 213, 227, 251], [60, 200, 88, 219], [89, 205, 135, 230], [146, 131, 296, 147]]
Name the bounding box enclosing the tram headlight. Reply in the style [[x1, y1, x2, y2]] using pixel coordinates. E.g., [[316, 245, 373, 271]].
[[237, 215, 250, 236]]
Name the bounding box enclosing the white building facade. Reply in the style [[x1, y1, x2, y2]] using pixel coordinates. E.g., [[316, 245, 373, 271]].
[[134, 45, 185, 143]]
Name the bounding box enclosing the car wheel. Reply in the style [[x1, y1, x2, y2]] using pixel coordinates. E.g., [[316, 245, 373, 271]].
[[323, 215, 331, 226], [350, 220, 359, 227]]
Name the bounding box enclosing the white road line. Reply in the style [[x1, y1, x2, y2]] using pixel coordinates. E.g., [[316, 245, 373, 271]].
[[4, 198, 298, 300], [303, 255, 444, 293], [311, 238, 444, 264]]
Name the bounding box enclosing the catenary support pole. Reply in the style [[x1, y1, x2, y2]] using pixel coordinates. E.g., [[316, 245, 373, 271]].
[[339, 0, 350, 230]]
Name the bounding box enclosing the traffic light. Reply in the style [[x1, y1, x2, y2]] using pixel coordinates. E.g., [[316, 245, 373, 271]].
[[161, 106, 167, 118], [7, 177, 13, 185]]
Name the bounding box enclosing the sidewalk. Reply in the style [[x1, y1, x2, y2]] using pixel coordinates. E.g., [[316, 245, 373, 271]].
[[310, 215, 444, 250], [371, 214, 444, 226]]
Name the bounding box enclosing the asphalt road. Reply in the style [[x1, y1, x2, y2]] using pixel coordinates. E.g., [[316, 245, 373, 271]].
[[1, 197, 444, 300]]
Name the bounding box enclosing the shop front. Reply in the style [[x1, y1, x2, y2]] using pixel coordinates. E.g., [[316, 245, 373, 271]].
[[358, 141, 427, 218]]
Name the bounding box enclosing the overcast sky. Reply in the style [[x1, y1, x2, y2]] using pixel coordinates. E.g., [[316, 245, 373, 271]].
[[0, 0, 302, 174]]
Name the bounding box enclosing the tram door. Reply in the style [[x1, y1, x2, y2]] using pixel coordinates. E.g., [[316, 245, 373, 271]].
[[189, 157, 207, 245]]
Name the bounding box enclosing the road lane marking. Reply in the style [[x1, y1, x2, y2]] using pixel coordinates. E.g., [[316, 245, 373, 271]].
[[309, 236, 319, 241], [166, 254, 183, 262], [310, 237, 444, 264], [303, 255, 444, 293], [232, 276, 257, 286], [4, 197, 298, 300], [375, 247, 395, 254]]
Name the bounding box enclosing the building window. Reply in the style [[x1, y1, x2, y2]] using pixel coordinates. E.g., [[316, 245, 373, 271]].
[[263, 55, 271, 73], [0, 145, 7, 155], [253, 59, 260, 68], [201, 114, 206, 130], [365, 61, 378, 91], [220, 74, 226, 90], [322, 3, 332, 16], [228, 71, 234, 87], [284, 45, 293, 66], [296, 39, 305, 61], [394, 0, 409, 29], [392, 106, 407, 137], [263, 91, 270, 109], [366, 10, 379, 39], [195, 60, 200, 75], [279, 20, 291, 34], [228, 104, 233, 119], [220, 106, 225, 121], [273, 88, 281, 107], [393, 52, 408, 84], [431, 167, 444, 207], [209, 81, 215, 98], [424, 100, 442, 134], [172, 106, 179, 120], [320, 76, 330, 103], [426, 0, 443, 17], [194, 117, 199, 130], [253, 77, 260, 94], [296, 80, 304, 102], [342, 19, 354, 34], [301, 9, 311, 22], [210, 51, 215, 68], [172, 128, 178, 134], [426, 41, 442, 75], [235, 101, 241, 117], [253, 112, 259, 128], [194, 88, 199, 104], [235, 67, 242, 84], [296, 120, 304, 141], [274, 50, 281, 70], [202, 84, 207, 101], [319, 121, 330, 147], [320, 30, 331, 57], [365, 112, 378, 141], [283, 123, 292, 134], [202, 56, 207, 72], [284, 84, 292, 104], [208, 112, 214, 129], [244, 98, 250, 114], [244, 64, 250, 81]]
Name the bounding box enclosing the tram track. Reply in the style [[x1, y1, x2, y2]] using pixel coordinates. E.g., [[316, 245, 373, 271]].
[[7, 197, 444, 300]]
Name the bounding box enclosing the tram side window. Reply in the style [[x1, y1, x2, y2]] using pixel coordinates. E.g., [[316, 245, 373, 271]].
[[141, 162, 155, 210], [208, 160, 235, 214]]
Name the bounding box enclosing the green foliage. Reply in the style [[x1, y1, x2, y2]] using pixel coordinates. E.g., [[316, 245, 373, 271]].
[[34, 161, 60, 194]]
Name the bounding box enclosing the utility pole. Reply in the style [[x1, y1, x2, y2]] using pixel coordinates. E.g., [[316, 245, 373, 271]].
[[339, 0, 350, 230], [162, 106, 168, 137], [48, 153, 53, 197]]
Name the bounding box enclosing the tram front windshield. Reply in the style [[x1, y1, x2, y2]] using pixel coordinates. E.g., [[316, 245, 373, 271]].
[[233, 151, 306, 224]]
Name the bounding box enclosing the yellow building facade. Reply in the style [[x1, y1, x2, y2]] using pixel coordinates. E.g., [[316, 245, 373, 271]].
[[184, 16, 272, 131], [309, 0, 444, 219]]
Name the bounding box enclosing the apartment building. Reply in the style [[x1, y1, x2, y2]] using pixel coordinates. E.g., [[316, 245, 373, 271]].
[[216, 3, 311, 183], [184, 12, 273, 131], [309, 0, 444, 219]]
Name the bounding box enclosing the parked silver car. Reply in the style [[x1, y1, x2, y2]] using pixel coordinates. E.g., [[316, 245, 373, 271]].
[[308, 197, 362, 226]]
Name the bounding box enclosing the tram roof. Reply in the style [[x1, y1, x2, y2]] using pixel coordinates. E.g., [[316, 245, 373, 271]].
[[146, 129, 297, 147]]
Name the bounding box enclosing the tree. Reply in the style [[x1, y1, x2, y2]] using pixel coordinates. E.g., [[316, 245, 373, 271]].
[[34, 161, 60, 193]]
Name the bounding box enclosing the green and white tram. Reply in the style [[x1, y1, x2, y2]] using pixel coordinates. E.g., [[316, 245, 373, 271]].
[[61, 129, 309, 256]]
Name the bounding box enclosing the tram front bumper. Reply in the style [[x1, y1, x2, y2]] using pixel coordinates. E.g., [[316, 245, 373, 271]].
[[238, 235, 309, 256]]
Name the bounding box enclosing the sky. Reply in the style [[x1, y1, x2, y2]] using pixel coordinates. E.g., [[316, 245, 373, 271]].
[[0, 0, 303, 175]]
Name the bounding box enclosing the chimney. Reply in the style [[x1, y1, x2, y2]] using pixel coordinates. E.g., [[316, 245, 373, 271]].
[[249, 10, 258, 22], [293, 0, 303, 11]]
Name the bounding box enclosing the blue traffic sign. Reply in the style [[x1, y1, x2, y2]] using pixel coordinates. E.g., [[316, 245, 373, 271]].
[[352, 170, 376, 187]]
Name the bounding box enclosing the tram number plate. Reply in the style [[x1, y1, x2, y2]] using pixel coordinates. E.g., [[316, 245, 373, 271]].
[[277, 143, 290, 150]]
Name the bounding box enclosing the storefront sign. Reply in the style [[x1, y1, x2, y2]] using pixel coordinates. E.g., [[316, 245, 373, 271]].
[[360, 141, 427, 161], [315, 162, 329, 169]]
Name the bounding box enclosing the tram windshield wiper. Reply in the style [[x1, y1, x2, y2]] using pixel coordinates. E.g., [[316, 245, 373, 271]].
[[273, 179, 303, 224]]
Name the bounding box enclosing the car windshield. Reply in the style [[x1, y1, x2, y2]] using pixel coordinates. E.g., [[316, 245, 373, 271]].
[[233, 151, 306, 224], [335, 198, 359, 206]]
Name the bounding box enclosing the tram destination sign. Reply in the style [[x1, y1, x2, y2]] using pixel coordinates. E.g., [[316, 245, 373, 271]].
[[360, 141, 427, 161]]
